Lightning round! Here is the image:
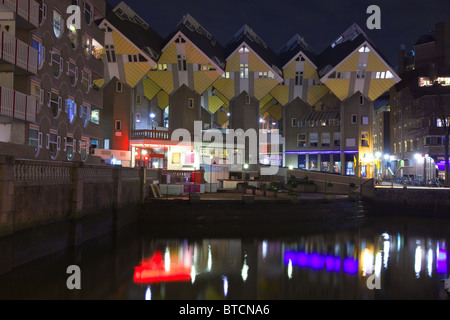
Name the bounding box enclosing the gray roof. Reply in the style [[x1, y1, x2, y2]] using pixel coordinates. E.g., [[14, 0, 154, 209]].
[[278, 34, 318, 68]]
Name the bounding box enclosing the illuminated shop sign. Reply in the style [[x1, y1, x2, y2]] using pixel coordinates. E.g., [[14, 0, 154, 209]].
[[284, 251, 358, 274]]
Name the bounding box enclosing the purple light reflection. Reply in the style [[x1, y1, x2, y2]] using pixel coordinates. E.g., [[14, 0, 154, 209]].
[[284, 251, 354, 274]]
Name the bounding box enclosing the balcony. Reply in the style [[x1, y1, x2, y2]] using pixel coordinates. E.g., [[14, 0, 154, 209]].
[[0, 85, 37, 122], [0, 30, 38, 74], [0, 0, 40, 29], [131, 130, 172, 140]]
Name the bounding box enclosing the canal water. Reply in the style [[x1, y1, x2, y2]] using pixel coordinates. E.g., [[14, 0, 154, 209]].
[[0, 201, 449, 300]]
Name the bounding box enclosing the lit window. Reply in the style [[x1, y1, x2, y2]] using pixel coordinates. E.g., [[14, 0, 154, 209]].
[[30, 80, 43, 110], [52, 10, 64, 39], [82, 34, 91, 59], [361, 132, 369, 147], [358, 45, 370, 53], [80, 104, 91, 127], [32, 36, 45, 70], [80, 139, 89, 162], [239, 46, 250, 53], [91, 109, 100, 124], [68, 24, 77, 48], [65, 136, 75, 161], [240, 63, 248, 79], [66, 97, 77, 123], [220, 72, 230, 78]]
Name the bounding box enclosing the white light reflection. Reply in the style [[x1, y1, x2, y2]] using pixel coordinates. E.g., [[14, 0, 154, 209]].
[[145, 286, 151, 300], [191, 265, 197, 284], [241, 253, 249, 282], [415, 245, 422, 278], [287, 259, 293, 279], [222, 276, 228, 297], [164, 247, 170, 272], [362, 248, 374, 276], [427, 248, 433, 278], [375, 252, 382, 278], [262, 241, 268, 259], [383, 239, 390, 269], [207, 245, 212, 272]]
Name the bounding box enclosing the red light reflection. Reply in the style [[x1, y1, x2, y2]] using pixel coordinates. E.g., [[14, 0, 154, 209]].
[[133, 250, 191, 283]]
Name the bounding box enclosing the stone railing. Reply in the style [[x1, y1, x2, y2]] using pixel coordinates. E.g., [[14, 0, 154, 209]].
[[14, 159, 72, 185]]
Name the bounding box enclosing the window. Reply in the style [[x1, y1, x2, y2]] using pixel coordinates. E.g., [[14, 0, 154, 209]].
[[48, 89, 62, 118], [136, 94, 142, 104], [297, 134, 306, 147], [67, 59, 78, 86], [39, 1, 47, 26], [437, 118, 450, 127], [82, 34, 91, 58], [65, 136, 75, 160], [187, 98, 194, 109], [360, 95, 364, 105], [30, 80, 44, 110], [321, 133, 331, 147], [220, 72, 230, 79], [84, 0, 93, 25], [239, 46, 250, 53], [357, 63, 366, 79], [28, 125, 42, 151], [295, 72, 303, 86], [361, 116, 369, 125], [291, 118, 297, 127], [333, 132, 341, 147], [361, 132, 369, 147], [68, 24, 77, 48], [90, 109, 100, 124], [157, 63, 168, 71], [82, 69, 92, 93], [66, 97, 77, 123], [80, 104, 90, 127], [46, 131, 60, 159], [32, 35, 45, 70], [309, 133, 318, 147], [80, 139, 89, 162], [115, 120, 121, 131], [245, 94, 251, 105], [346, 138, 356, 147], [105, 45, 116, 62], [351, 114, 357, 124], [358, 45, 370, 53], [177, 55, 187, 71], [116, 81, 122, 92], [240, 64, 249, 79], [52, 10, 64, 39], [50, 49, 63, 78]]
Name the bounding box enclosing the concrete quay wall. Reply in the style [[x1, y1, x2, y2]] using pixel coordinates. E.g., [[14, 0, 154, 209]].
[[0, 155, 145, 238]]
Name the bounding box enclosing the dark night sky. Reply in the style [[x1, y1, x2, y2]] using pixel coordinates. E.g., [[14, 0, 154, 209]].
[[106, 0, 450, 68]]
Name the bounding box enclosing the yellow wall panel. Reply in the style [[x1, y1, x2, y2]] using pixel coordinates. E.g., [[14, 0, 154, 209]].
[[267, 104, 282, 120], [303, 60, 318, 79], [212, 78, 234, 100], [270, 84, 289, 106], [366, 51, 389, 72], [254, 79, 279, 101], [217, 111, 229, 126], [93, 78, 104, 88], [124, 62, 151, 88], [186, 42, 209, 64], [148, 71, 174, 94], [194, 72, 213, 95], [260, 101, 275, 114], [336, 51, 359, 72], [226, 52, 240, 72], [208, 96, 224, 114], [157, 91, 169, 109], [307, 85, 329, 106], [143, 78, 161, 101], [283, 60, 295, 79], [368, 79, 396, 101], [215, 91, 229, 108], [112, 31, 139, 55], [249, 52, 269, 72], [158, 42, 177, 64], [324, 79, 350, 101]]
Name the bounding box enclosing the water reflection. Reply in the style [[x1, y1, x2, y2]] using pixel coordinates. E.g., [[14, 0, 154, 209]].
[[131, 223, 450, 300]]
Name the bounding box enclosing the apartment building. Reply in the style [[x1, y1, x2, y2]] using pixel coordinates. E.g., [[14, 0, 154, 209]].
[[0, 0, 105, 163], [390, 21, 450, 182]]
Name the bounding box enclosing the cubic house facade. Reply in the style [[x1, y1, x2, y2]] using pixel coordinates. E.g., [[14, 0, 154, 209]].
[[1, 0, 400, 180], [0, 0, 106, 163]]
